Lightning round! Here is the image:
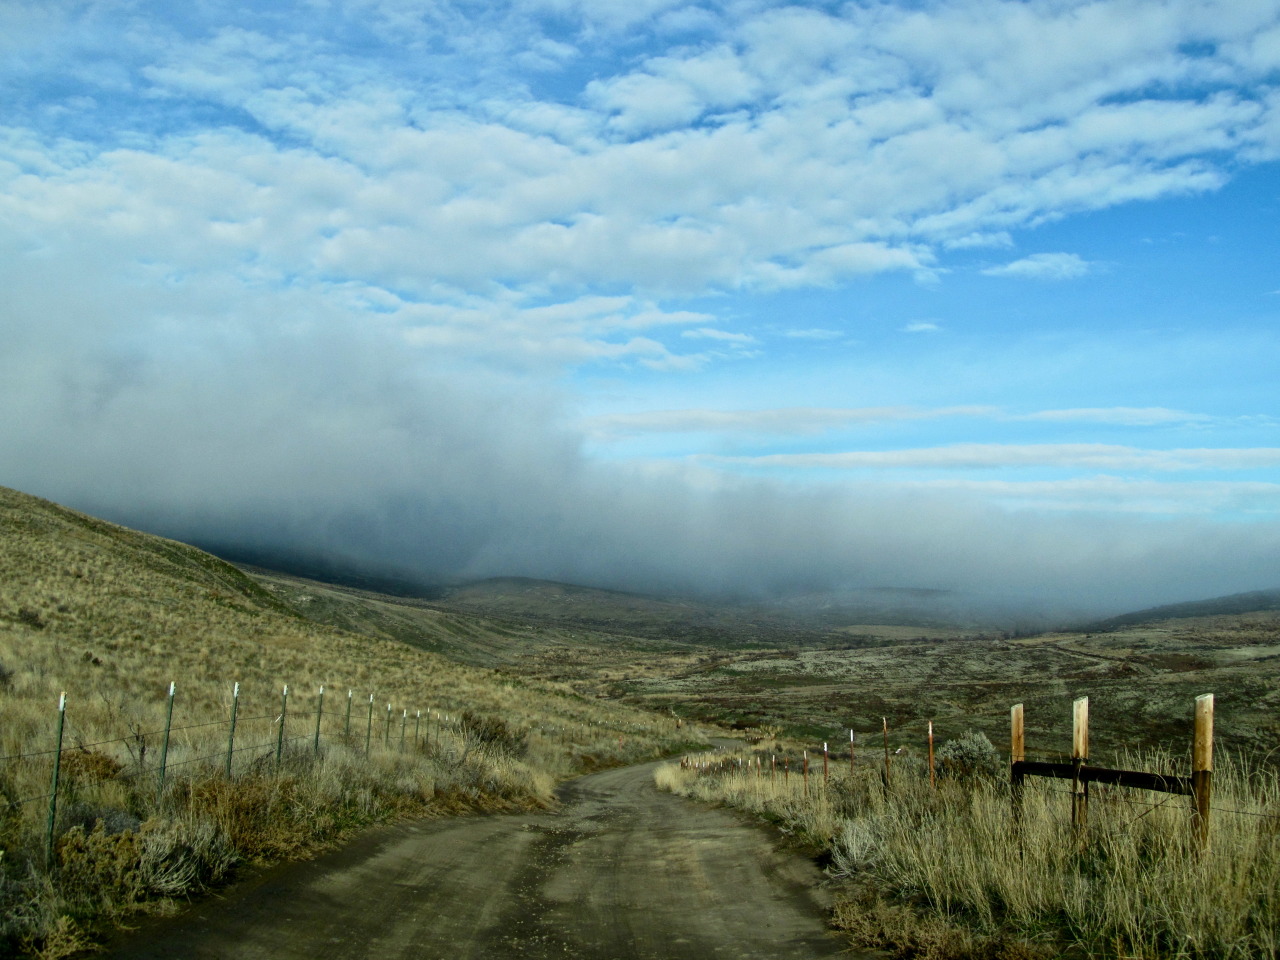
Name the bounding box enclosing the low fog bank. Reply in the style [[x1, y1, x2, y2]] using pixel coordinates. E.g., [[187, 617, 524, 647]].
[[3, 271, 1278, 627]]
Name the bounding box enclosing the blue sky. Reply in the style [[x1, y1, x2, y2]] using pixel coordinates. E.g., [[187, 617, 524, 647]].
[[2, 0, 1279, 612]]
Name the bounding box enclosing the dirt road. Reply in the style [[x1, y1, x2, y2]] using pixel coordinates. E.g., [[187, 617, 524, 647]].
[[102, 759, 852, 959]]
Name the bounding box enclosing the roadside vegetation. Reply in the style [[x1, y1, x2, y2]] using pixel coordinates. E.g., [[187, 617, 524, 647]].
[[657, 736, 1280, 958], [0, 486, 699, 958]]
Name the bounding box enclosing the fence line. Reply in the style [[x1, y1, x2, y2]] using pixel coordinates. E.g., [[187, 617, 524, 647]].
[[679, 690, 1278, 841]]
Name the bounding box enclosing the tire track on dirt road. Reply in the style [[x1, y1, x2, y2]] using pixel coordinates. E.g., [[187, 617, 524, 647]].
[[100, 759, 857, 959]]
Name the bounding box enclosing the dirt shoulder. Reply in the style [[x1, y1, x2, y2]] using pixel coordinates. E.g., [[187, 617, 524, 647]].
[[97, 759, 858, 960]]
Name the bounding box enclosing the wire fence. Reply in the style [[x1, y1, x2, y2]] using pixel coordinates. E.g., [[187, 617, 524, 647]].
[[681, 691, 1280, 848], [0, 682, 484, 867]]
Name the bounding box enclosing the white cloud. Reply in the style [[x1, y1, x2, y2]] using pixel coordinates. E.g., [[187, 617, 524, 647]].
[[584, 405, 996, 439], [708, 444, 1280, 472], [680, 327, 757, 343], [903, 477, 1280, 516], [1017, 407, 1215, 426], [902, 321, 941, 333], [982, 252, 1093, 280], [783, 328, 844, 340]]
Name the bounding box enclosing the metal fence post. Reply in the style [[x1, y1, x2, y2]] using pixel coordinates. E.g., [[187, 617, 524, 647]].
[[365, 693, 374, 755], [157, 681, 176, 801], [225, 681, 240, 778], [344, 689, 353, 739], [44, 692, 67, 869], [275, 684, 289, 768], [312, 685, 325, 758]]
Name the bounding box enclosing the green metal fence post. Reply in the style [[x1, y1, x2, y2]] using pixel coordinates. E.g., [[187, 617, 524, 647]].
[[344, 689, 353, 739], [44, 692, 67, 869], [157, 681, 176, 801], [313, 685, 325, 758], [275, 684, 289, 768], [225, 681, 240, 778], [365, 693, 374, 756]]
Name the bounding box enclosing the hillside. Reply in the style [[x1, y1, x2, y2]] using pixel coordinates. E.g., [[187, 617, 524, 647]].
[[0, 485, 694, 956], [1087, 587, 1280, 630]]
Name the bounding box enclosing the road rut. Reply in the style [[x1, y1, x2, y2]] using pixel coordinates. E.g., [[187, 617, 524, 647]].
[[102, 759, 851, 959]]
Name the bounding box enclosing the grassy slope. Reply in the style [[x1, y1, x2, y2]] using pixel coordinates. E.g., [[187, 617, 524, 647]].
[[0, 486, 698, 956]]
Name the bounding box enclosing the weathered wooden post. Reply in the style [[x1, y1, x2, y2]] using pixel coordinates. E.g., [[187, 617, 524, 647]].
[[1192, 693, 1214, 851], [928, 720, 935, 790], [365, 693, 375, 756], [1010, 703, 1025, 825], [1071, 696, 1089, 833], [882, 717, 892, 786], [157, 681, 176, 801], [312, 685, 325, 758], [275, 684, 289, 768], [45, 692, 66, 869], [225, 681, 240, 778]]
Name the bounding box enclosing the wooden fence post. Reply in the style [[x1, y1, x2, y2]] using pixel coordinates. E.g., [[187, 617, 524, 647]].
[[1192, 693, 1214, 851], [882, 717, 892, 786], [313, 685, 325, 758], [157, 682, 176, 801], [45, 692, 66, 869], [225, 682, 240, 778], [928, 720, 935, 790], [275, 684, 289, 768], [1072, 696, 1089, 832], [1010, 703, 1025, 825]]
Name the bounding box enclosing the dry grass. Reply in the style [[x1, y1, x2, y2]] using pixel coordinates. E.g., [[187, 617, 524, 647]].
[[658, 745, 1280, 958], [0, 486, 700, 956]]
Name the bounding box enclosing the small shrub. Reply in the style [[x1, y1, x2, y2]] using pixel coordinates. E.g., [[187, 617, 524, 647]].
[[459, 711, 525, 757], [60, 750, 124, 786], [16, 608, 44, 630], [58, 803, 141, 839], [935, 731, 1002, 781]]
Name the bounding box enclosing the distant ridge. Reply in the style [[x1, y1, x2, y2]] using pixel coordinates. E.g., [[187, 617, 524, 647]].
[[1089, 588, 1280, 630]]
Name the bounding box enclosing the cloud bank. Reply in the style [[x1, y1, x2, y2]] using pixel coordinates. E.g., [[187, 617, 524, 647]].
[[1, 0, 1279, 617]]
